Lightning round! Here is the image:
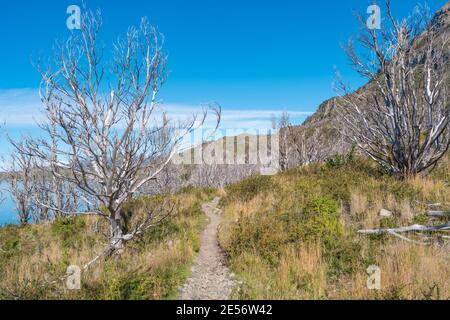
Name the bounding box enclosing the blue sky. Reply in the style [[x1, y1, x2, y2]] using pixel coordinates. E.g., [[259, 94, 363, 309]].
[[0, 0, 448, 154]]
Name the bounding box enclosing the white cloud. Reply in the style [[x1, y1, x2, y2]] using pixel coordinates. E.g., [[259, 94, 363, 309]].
[[0, 89, 44, 125], [0, 89, 313, 130], [160, 103, 312, 130]]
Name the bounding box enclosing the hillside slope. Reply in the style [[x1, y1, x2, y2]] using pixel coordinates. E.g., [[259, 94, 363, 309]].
[[295, 1, 450, 160], [218, 157, 450, 299]]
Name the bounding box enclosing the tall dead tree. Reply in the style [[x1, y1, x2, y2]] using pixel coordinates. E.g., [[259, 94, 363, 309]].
[[272, 112, 291, 172], [18, 9, 219, 255], [6, 141, 34, 225], [289, 127, 322, 167], [336, 1, 449, 178]]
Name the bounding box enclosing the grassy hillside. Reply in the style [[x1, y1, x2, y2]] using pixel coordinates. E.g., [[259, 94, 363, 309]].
[[294, 2, 450, 160], [1, 155, 449, 300], [218, 156, 450, 300], [0, 188, 216, 299]]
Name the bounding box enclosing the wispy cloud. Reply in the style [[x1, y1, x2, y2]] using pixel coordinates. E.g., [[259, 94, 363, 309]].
[[149, 103, 312, 130], [0, 89, 44, 126], [0, 89, 313, 130]]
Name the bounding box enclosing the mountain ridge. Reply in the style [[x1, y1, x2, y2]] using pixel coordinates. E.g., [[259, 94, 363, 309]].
[[296, 1, 450, 161]]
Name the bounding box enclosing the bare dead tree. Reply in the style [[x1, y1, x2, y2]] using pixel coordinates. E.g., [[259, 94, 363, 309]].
[[6, 137, 68, 224], [16, 9, 219, 256], [272, 112, 341, 169], [29, 166, 52, 223], [143, 162, 189, 194], [336, 1, 449, 178], [188, 164, 241, 188], [25, 125, 81, 221], [272, 112, 291, 172], [288, 127, 322, 167], [5, 142, 34, 225]]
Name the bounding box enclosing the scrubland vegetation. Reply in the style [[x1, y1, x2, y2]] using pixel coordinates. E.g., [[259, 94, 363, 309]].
[[0, 188, 216, 299], [1, 154, 449, 300], [218, 155, 450, 300]]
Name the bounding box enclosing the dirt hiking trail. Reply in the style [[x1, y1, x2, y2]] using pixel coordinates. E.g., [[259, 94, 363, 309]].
[[180, 197, 235, 300]]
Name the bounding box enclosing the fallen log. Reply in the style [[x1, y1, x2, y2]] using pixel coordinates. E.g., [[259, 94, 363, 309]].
[[358, 223, 450, 235], [358, 222, 450, 245], [427, 211, 450, 217]]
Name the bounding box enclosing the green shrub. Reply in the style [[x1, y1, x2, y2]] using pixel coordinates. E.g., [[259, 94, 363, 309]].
[[386, 182, 419, 200], [298, 197, 343, 245], [379, 216, 397, 229], [105, 275, 158, 300], [0, 235, 21, 263], [179, 201, 203, 218], [228, 197, 345, 268], [225, 175, 277, 203], [229, 213, 287, 265], [324, 238, 363, 278], [324, 145, 356, 169], [325, 154, 350, 169], [51, 217, 86, 248], [140, 219, 181, 245], [287, 197, 363, 278], [413, 214, 429, 225], [178, 186, 216, 201], [0, 225, 22, 256], [382, 284, 407, 300], [100, 263, 190, 300]]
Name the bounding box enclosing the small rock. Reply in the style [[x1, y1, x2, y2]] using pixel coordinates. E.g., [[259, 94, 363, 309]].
[[379, 209, 393, 217]]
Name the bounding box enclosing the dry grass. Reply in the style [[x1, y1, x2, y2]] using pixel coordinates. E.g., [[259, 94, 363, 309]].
[[229, 244, 328, 300], [0, 188, 216, 300], [219, 157, 450, 300], [336, 243, 450, 299], [407, 175, 449, 204]]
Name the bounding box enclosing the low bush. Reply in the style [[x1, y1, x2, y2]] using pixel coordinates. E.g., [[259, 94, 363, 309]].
[[51, 217, 87, 248], [224, 175, 278, 203]]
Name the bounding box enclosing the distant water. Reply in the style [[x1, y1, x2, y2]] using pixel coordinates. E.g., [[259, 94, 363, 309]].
[[0, 182, 18, 226]]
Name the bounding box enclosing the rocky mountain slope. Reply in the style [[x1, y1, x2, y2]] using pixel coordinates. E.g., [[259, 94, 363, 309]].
[[162, 2, 450, 189], [296, 1, 450, 161]]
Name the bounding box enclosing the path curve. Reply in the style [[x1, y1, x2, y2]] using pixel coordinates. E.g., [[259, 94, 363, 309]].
[[180, 197, 235, 300]]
